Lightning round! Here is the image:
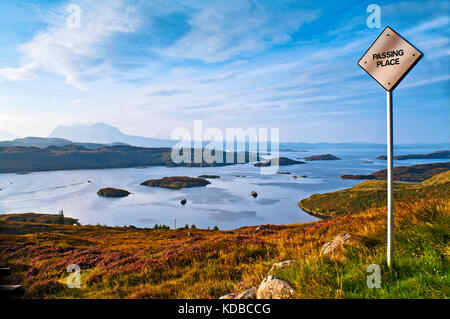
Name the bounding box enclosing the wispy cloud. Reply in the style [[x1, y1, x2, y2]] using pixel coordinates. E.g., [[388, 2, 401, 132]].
[[399, 75, 450, 89], [162, 1, 320, 63], [404, 15, 449, 35], [0, 0, 139, 87]]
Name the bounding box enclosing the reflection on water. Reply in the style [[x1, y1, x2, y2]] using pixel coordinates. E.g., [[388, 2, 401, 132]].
[[0, 148, 445, 230]]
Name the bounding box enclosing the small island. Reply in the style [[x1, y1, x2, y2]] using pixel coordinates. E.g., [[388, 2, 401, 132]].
[[97, 188, 131, 197], [304, 154, 341, 161], [141, 176, 211, 189], [254, 157, 305, 167], [376, 150, 450, 160], [198, 175, 220, 179]]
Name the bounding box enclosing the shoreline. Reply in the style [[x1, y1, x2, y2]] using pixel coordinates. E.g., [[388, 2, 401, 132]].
[[298, 201, 330, 220]]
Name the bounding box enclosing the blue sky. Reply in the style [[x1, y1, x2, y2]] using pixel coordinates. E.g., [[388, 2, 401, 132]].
[[0, 0, 448, 143]]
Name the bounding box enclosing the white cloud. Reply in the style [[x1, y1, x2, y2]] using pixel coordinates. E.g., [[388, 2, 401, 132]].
[[405, 16, 449, 35], [0, 66, 37, 81], [0, 0, 139, 87], [163, 1, 320, 63], [399, 75, 450, 89]]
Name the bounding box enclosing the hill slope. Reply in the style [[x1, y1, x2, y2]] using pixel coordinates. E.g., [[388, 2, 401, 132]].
[[341, 162, 450, 182], [0, 145, 254, 173], [376, 150, 450, 160], [300, 170, 450, 218]]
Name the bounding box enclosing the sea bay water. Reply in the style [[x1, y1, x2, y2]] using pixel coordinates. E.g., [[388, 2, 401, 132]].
[[0, 148, 446, 229]]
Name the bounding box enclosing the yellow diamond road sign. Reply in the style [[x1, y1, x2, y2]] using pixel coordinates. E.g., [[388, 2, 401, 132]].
[[358, 26, 423, 91]]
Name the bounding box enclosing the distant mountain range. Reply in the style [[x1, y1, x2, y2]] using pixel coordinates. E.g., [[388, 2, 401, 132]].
[[1, 122, 447, 150], [48, 123, 448, 150], [0, 130, 16, 141], [49, 123, 176, 148], [0, 137, 127, 149]]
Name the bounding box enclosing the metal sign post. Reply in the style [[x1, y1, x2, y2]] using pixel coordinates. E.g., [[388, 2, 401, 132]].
[[358, 26, 423, 267], [387, 90, 393, 267]]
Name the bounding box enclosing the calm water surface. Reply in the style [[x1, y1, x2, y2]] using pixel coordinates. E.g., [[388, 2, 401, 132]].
[[0, 148, 445, 229]]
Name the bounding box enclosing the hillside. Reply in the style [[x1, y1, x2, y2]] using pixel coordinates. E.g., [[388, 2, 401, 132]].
[[300, 170, 450, 218], [341, 162, 450, 182], [0, 145, 254, 173], [0, 213, 79, 226], [376, 150, 450, 160]]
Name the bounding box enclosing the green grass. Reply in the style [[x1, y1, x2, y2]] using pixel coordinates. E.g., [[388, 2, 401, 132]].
[[273, 200, 449, 298], [299, 170, 450, 218]]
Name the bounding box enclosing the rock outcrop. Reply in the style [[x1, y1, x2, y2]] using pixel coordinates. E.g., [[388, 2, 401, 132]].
[[321, 233, 353, 256], [256, 275, 295, 299], [254, 225, 270, 232], [218, 259, 297, 299], [235, 288, 257, 299], [268, 260, 298, 274]]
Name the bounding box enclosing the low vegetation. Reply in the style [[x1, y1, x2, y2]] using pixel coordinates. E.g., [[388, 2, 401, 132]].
[[341, 162, 450, 182], [0, 145, 256, 173], [300, 170, 450, 218], [140, 176, 211, 189], [97, 188, 131, 197], [0, 213, 79, 226], [304, 154, 341, 161]]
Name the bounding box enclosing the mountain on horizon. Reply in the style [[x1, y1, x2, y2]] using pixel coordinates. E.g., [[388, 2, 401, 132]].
[[0, 130, 16, 141], [49, 123, 176, 148], [0, 136, 128, 149], [46, 122, 449, 150]]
